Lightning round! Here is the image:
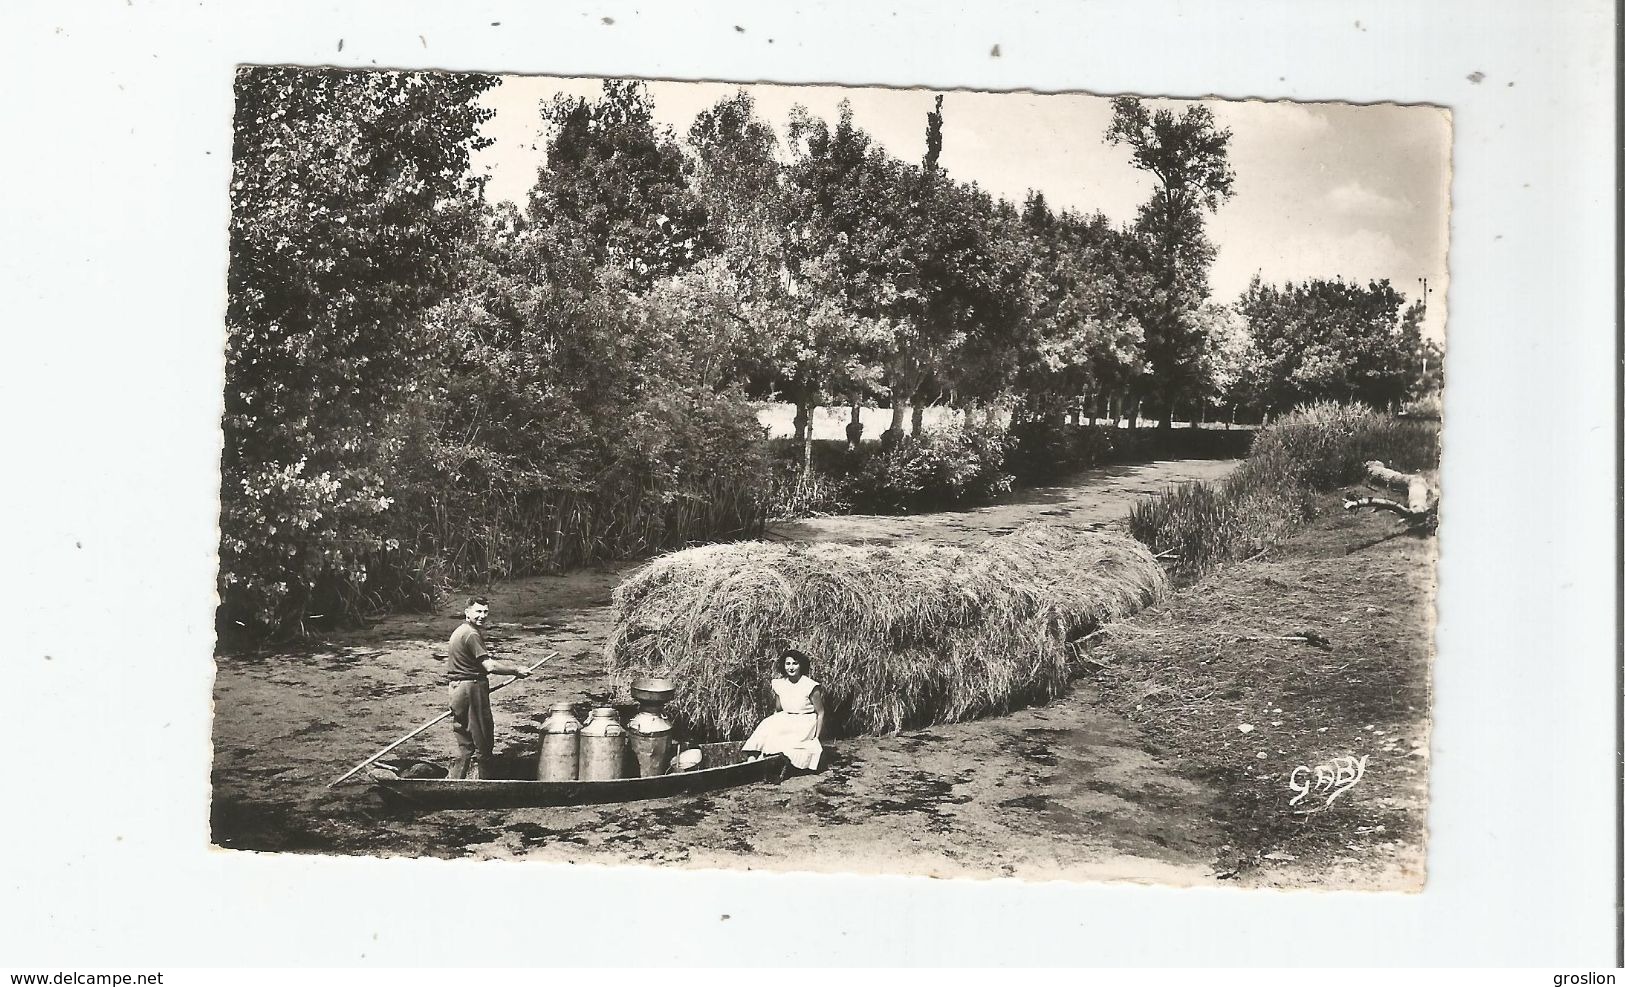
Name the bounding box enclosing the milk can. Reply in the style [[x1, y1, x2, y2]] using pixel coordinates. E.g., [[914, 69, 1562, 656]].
[[578, 707, 627, 781], [626, 678, 677, 778], [536, 703, 583, 782]]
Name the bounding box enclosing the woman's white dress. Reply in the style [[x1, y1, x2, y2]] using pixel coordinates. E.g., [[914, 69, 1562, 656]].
[[743, 676, 823, 770]]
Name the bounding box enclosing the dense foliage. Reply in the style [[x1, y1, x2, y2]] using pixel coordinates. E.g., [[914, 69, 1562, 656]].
[[221, 71, 770, 636], [222, 68, 500, 633], [1238, 277, 1434, 414], [843, 422, 1015, 512]]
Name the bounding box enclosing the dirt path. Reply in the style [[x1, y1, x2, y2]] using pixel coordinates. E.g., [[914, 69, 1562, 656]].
[[211, 459, 1249, 883], [768, 459, 1237, 547]]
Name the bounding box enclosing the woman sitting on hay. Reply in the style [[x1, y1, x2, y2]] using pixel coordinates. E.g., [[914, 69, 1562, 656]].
[[743, 648, 825, 770]]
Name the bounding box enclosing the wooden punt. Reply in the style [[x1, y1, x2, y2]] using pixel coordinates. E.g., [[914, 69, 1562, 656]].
[[368, 741, 788, 810]]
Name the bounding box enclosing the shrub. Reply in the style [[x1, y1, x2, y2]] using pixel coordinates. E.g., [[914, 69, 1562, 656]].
[[1008, 420, 1253, 485], [759, 414, 1257, 524], [1006, 420, 1117, 483], [395, 386, 773, 589], [1128, 467, 1311, 581], [1400, 390, 1443, 421], [218, 457, 407, 635], [1247, 401, 1439, 488], [761, 462, 852, 520], [606, 524, 1169, 738], [844, 422, 1014, 512], [1128, 402, 1438, 582]]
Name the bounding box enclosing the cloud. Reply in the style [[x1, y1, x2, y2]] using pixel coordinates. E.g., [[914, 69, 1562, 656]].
[[1325, 181, 1407, 217]]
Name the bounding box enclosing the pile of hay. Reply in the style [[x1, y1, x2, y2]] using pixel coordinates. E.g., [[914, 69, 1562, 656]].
[[605, 523, 1169, 739]]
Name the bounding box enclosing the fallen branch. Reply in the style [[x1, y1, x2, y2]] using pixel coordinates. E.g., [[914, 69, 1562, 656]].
[[1343, 496, 1439, 532], [1344, 495, 1419, 516]]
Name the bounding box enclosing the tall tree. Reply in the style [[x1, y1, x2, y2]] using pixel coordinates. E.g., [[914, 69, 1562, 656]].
[[913, 176, 1032, 428], [1191, 302, 1249, 425], [688, 90, 786, 284], [898, 93, 949, 438], [1106, 97, 1235, 428], [1013, 196, 1147, 423], [684, 91, 798, 396], [785, 97, 1028, 441], [422, 203, 765, 491], [899, 95, 1030, 435], [780, 102, 913, 448], [528, 80, 710, 289], [1238, 277, 1431, 413], [222, 67, 497, 631]]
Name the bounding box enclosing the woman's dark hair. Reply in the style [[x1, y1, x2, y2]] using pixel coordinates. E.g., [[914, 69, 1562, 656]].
[[774, 648, 813, 677]]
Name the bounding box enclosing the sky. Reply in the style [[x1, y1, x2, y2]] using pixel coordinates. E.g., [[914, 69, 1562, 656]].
[[472, 76, 1451, 341]]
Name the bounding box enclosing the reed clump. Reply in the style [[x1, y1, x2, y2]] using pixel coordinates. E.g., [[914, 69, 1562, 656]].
[[1129, 402, 1440, 582], [605, 524, 1169, 739]]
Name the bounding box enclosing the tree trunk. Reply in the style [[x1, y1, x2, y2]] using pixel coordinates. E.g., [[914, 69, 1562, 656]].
[[1127, 396, 1141, 431], [845, 403, 864, 449], [877, 401, 904, 449], [792, 401, 809, 444], [1159, 401, 1175, 431], [792, 394, 817, 494], [801, 401, 817, 477]]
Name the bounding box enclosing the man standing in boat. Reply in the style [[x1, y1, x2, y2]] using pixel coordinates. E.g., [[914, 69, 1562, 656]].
[[447, 596, 530, 779]]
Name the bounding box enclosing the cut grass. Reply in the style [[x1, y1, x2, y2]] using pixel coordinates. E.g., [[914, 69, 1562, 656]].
[[605, 524, 1169, 739]]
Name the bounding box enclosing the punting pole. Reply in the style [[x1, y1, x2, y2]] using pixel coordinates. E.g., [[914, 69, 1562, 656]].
[[325, 651, 558, 788]]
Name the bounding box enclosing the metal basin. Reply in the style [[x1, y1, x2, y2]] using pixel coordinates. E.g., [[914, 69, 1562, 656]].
[[630, 676, 677, 704]]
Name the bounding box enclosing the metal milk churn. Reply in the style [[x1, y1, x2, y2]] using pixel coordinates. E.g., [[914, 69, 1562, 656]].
[[578, 707, 627, 781], [536, 703, 583, 781], [626, 677, 677, 778]]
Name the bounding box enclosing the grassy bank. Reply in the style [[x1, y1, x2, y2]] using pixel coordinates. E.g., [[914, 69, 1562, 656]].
[[1094, 401, 1437, 880], [1128, 403, 1438, 583], [1091, 495, 1433, 881]]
